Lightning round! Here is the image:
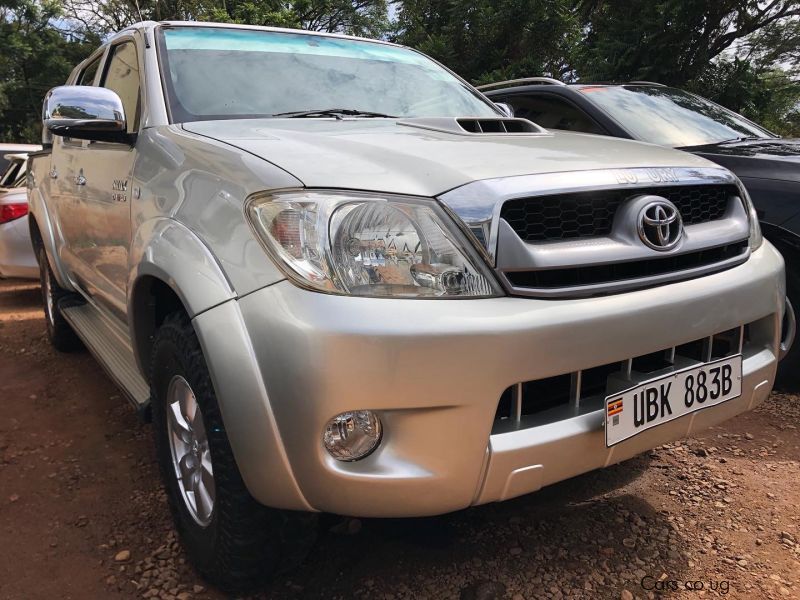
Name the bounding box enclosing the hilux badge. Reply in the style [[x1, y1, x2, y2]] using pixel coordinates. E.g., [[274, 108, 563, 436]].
[[638, 199, 683, 251]]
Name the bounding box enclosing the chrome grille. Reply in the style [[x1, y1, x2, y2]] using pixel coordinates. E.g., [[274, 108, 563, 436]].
[[437, 166, 753, 298], [500, 184, 735, 242]]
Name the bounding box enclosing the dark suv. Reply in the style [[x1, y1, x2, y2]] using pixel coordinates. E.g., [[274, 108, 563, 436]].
[[483, 78, 799, 383]]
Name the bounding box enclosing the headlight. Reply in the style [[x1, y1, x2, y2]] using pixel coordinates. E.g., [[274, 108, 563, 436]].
[[247, 190, 502, 298], [736, 180, 762, 250]]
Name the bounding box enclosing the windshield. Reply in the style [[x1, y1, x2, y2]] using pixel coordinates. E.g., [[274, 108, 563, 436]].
[[159, 27, 497, 122], [579, 86, 774, 147]]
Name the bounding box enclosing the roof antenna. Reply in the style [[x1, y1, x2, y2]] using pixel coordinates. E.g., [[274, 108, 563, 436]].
[[133, 0, 144, 23]]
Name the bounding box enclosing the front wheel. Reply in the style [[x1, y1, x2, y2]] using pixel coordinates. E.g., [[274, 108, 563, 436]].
[[777, 282, 800, 390], [150, 312, 316, 593]]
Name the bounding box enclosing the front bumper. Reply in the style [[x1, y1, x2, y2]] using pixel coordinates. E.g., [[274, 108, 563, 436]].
[[0, 215, 38, 279], [194, 242, 785, 517]]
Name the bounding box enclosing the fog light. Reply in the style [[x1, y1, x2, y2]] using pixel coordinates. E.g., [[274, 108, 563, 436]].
[[323, 410, 382, 461]]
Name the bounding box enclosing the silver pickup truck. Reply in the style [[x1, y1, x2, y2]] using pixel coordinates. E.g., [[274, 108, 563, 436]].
[[28, 20, 791, 592]]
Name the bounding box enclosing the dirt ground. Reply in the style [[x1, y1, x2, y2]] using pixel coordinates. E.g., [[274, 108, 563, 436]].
[[0, 277, 798, 600]]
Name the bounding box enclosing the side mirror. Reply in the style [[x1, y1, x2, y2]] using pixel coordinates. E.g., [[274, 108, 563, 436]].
[[43, 86, 130, 144], [494, 102, 514, 118]]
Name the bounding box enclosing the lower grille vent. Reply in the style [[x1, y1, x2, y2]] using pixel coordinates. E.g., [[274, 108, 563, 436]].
[[491, 322, 760, 434]]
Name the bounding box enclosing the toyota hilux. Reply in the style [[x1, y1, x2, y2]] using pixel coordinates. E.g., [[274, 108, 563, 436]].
[[27, 21, 790, 592]]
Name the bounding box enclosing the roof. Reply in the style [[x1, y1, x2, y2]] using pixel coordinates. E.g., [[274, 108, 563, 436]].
[[479, 79, 669, 93]]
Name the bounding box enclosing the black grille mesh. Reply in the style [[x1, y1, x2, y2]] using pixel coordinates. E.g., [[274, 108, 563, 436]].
[[500, 185, 737, 243]]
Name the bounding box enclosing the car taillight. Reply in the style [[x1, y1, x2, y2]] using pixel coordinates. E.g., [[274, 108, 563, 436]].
[[0, 203, 28, 224]]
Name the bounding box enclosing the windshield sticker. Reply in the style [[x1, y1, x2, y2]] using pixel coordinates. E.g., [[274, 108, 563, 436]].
[[164, 28, 431, 67]]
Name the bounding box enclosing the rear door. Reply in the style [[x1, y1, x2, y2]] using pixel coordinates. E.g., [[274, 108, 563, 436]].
[[49, 52, 104, 285]]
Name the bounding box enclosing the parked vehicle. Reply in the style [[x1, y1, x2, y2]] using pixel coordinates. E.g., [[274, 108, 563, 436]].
[[481, 79, 799, 383], [0, 144, 40, 174], [0, 150, 41, 279], [28, 22, 789, 592]]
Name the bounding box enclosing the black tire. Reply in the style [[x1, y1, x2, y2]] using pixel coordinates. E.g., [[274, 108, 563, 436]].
[[776, 278, 800, 390], [37, 246, 83, 352], [150, 312, 316, 593]]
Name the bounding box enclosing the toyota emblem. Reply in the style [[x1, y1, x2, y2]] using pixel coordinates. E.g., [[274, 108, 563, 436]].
[[638, 199, 683, 251]]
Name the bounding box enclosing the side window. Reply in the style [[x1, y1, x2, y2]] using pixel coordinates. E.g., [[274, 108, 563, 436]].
[[504, 94, 606, 135], [101, 41, 141, 134], [77, 56, 101, 86]]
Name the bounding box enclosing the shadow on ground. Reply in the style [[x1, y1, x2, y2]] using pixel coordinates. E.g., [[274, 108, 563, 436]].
[[251, 455, 692, 599]]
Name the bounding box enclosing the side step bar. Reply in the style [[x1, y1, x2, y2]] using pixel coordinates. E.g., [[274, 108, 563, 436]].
[[60, 302, 151, 419]]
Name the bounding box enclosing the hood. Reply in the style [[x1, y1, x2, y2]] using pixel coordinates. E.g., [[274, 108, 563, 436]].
[[183, 118, 717, 197], [686, 138, 800, 184]]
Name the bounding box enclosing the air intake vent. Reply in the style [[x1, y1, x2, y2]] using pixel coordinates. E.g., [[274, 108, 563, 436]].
[[397, 117, 545, 136], [456, 118, 540, 134]]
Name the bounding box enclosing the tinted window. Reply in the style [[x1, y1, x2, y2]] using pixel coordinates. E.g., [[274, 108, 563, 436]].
[[102, 42, 140, 133], [504, 94, 605, 134], [580, 86, 773, 147], [159, 27, 497, 121], [77, 56, 101, 85]]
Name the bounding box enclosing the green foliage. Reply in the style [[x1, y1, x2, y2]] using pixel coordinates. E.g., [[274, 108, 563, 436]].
[[576, 1, 797, 84], [1, 0, 799, 141], [395, 0, 579, 83], [0, 0, 101, 142], [64, 0, 390, 37]]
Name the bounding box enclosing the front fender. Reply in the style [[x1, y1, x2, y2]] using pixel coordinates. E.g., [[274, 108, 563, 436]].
[[128, 218, 236, 371]]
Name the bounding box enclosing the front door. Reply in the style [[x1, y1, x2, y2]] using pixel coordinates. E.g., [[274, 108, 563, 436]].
[[72, 39, 141, 318]]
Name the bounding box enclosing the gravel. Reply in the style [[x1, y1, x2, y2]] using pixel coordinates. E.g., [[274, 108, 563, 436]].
[[1, 279, 798, 599]]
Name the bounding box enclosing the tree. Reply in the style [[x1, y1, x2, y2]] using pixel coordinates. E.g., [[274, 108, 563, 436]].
[[394, 0, 579, 83], [0, 0, 101, 142], [63, 0, 390, 37], [575, 0, 800, 85]]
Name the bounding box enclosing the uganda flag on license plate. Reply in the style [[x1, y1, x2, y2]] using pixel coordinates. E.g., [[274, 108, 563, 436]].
[[607, 398, 623, 417]]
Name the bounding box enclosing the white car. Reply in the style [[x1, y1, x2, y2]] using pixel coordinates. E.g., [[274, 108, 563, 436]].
[[0, 150, 41, 279], [0, 143, 40, 174]]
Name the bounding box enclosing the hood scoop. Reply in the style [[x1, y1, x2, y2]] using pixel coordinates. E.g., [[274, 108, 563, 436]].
[[397, 117, 547, 136]]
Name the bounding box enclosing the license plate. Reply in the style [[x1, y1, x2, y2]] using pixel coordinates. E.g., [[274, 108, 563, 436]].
[[605, 355, 742, 447]]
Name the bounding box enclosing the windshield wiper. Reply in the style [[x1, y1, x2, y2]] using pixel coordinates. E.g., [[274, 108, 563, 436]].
[[270, 108, 396, 119], [718, 135, 768, 144]]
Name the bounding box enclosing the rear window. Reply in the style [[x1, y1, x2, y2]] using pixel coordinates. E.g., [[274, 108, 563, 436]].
[[0, 159, 23, 188]]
